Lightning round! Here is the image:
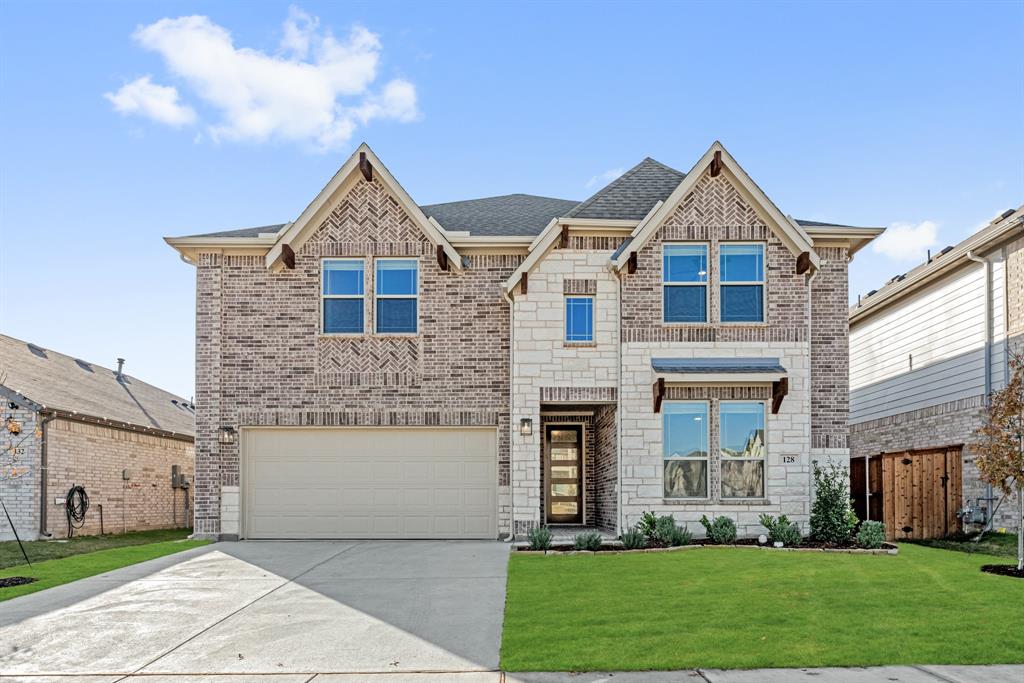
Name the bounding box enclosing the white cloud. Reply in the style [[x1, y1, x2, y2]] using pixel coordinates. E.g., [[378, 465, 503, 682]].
[[104, 76, 196, 127], [108, 9, 418, 150], [871, 220, 939, 261], [585, 167, 624, 189]]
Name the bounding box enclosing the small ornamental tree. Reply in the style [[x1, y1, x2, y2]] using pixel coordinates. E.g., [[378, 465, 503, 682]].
[[971, 351, 1024, 571]]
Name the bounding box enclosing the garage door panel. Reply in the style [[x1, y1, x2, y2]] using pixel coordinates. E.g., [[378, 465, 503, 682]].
[[243, 428, 497, 539]]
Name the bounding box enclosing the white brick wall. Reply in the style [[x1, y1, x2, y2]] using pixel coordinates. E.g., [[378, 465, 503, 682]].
[[0, 407, 40, 541], [511, 250, 619, 530]]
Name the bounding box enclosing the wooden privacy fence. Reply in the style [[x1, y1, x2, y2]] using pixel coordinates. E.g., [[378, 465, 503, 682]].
[[851, 446, 962, 540]]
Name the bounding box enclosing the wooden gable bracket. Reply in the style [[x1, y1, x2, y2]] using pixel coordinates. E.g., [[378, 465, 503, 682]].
[[709, 150, 723, 177], [281, 243, 296, 270], [796, 251, 812, 275], [560, 224, 570, 249], [627, 251, 638, 274], [359, 152, 373, 181], [436, 244, 450, 271], [771, 377, 789, 414], [520, 271, 528, 294], [653, 377, 665, 413]]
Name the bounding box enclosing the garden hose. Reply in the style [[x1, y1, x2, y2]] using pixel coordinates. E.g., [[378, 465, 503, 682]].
[[65, 485, 89, 538]]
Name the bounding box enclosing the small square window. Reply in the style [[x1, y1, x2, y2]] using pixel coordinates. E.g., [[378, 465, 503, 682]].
[[565, 297, 594, 342]]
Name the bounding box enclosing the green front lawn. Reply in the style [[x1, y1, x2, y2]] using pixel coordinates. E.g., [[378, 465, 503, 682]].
[[501, 544, 1024, 671], [0, 537, 208, 602], [0, 527, 194, 569], [908, 532, 1019, 558]]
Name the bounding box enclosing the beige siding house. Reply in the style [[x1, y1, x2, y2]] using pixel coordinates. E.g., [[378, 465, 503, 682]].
[[167, 141, 881, 541], [0, 335, 195, 540], [849, 207, 1023, 538]]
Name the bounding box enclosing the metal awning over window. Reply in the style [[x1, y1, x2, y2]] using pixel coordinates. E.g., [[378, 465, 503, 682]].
[[651, 358, 789, 414]]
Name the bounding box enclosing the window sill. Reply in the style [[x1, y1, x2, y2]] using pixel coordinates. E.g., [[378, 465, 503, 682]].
[[663, 498, 772, 506], [563, 341, 597, 348]]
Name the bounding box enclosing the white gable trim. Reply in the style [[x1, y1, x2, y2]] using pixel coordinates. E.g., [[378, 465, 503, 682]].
[[611, 141, 818, 271], [502, 218, 560, 295], [266, 143, 462, 272]]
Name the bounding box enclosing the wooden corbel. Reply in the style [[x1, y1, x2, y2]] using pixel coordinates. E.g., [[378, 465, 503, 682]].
[[653, 377, 665, 413], [436, 244, 449, 271], [359, 152, 373, 181], [560, 224, 570, 249], [771, 377, 789, 414], [281, 243, 296, 270], [796, 251, 812, 275], [520, 271, 528, 295], [627, 251, 638, 274], [709, 150, 723, 177]]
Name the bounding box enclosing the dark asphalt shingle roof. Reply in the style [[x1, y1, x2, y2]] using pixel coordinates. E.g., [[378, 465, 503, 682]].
[[421, 194, 580, 236], [0, 334, 195, 437], [178, 224, 287, 239], [566, 158, 686, 220], [651, 357, 787, 374]]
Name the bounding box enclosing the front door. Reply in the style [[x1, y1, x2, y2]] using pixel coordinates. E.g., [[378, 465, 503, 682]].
[[545, 426, 583, 524]]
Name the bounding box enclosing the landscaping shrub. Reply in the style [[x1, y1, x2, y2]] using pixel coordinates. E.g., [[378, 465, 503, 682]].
[[857, 520, 886, 549], [700, 515, 737, 544], [653, 514, 678, 547], [637, 511, 659, 539], [574, 531, 603, 551], [667, 524, 692, 547], [527, 526, 552, 551], [810, 460, 856, 544], [759, 513, 803, 547], [620, 528, 647, 549]]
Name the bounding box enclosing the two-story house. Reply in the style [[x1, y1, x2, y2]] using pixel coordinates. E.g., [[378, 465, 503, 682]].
[[166, 142, 882, 541], [849, 207, 1023, 540]]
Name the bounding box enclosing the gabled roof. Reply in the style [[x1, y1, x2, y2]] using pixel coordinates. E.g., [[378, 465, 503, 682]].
[[264, 144, 462, 271], [176, 224, 287, 239], [0, 334, 195, 438], [850, 205, 1024, 324], [421, 194, 579, 236], [610, 142, 818, 272], [567, 158, 686, 220]]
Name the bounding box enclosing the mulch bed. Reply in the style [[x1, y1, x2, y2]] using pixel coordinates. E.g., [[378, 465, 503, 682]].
[[0, 576, 37, 588], [981, 564, 1024, 579]]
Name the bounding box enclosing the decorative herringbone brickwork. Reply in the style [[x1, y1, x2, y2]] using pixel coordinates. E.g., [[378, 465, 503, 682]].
[[193, 178, 520, 537], [620, 170, 809, 338]]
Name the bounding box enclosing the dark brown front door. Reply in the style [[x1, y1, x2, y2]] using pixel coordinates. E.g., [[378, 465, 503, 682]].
[[545, 425, 583, 524]]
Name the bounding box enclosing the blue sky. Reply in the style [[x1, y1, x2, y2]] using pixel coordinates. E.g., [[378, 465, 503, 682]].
[[1, 1, 1021, 398]]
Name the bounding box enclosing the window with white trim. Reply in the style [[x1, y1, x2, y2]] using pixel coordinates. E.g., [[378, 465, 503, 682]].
[[565, 296, 594, 342], [322, 259, 364, 334], [663, 402, 709, 498], [375, 258, 418, 334], [663, 243, 708, 323], [719, 243, 765, 322], [719, 401, 766, 498]]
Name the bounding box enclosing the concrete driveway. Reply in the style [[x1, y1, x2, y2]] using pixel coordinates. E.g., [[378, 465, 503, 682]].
[[0, 540, 510, 682]]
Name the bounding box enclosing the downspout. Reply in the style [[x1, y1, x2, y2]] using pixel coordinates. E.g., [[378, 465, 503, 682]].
[[38, 411, 56, 537], [966, 250, 994, 529], [502, 285, 515, 542], [616, 266, 623, 538], [806, 265, 819, 522]]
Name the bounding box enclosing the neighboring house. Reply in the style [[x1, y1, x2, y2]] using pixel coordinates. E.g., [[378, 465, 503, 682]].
[[849, 207, 1024, 539], [165, 141, 882, 541], [0, 334, 195, 540]]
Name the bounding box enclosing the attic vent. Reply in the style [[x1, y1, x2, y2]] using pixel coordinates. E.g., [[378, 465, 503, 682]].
[[74, 359, 94, 372], [999, 208, 1015, 220], [26, 343, 47, 359], [867, 289, 877, 297], [939, 246, 953, 256]]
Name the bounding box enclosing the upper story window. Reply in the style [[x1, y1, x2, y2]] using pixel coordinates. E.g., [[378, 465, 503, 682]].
[[663, 244, 708, 323], [565, 296, 594, 343], [375, 258, 418, 334], [719, 243, 765, 323], [663, 401, 709, 498], [720, 401, 766, 498], [322, 259, 365, 334]]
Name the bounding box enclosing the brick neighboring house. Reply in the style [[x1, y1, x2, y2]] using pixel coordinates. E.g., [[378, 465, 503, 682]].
[[849, 206, 1023, 539], [166, 141, 882, 541], [0, 335, 195, 540]]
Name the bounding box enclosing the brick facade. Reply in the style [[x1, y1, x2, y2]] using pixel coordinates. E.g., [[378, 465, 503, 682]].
[[0, 407, 40, 541]]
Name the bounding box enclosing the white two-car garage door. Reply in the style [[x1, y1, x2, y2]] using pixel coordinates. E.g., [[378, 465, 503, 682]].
[[242, 427, 497, 539]]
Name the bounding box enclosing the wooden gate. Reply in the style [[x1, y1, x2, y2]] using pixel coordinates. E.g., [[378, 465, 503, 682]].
[[881, 447, 962, 540]]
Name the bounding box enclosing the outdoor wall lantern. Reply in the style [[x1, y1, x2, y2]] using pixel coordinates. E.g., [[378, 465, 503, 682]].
[[519, 418, 533, 437], [218, 426, 238, 445]]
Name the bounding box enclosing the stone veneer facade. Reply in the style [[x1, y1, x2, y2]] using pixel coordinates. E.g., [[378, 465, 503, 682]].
[[191, 165, 854, 540]]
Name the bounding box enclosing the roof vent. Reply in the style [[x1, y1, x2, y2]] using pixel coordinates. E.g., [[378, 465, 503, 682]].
[[940, 246, 953, 255], [26, 343, 47, 359], [999, 209, 1015, 220], [74, 359, 94, 373], [116, 358, 126, 381], [867, 289, 877, 297]]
